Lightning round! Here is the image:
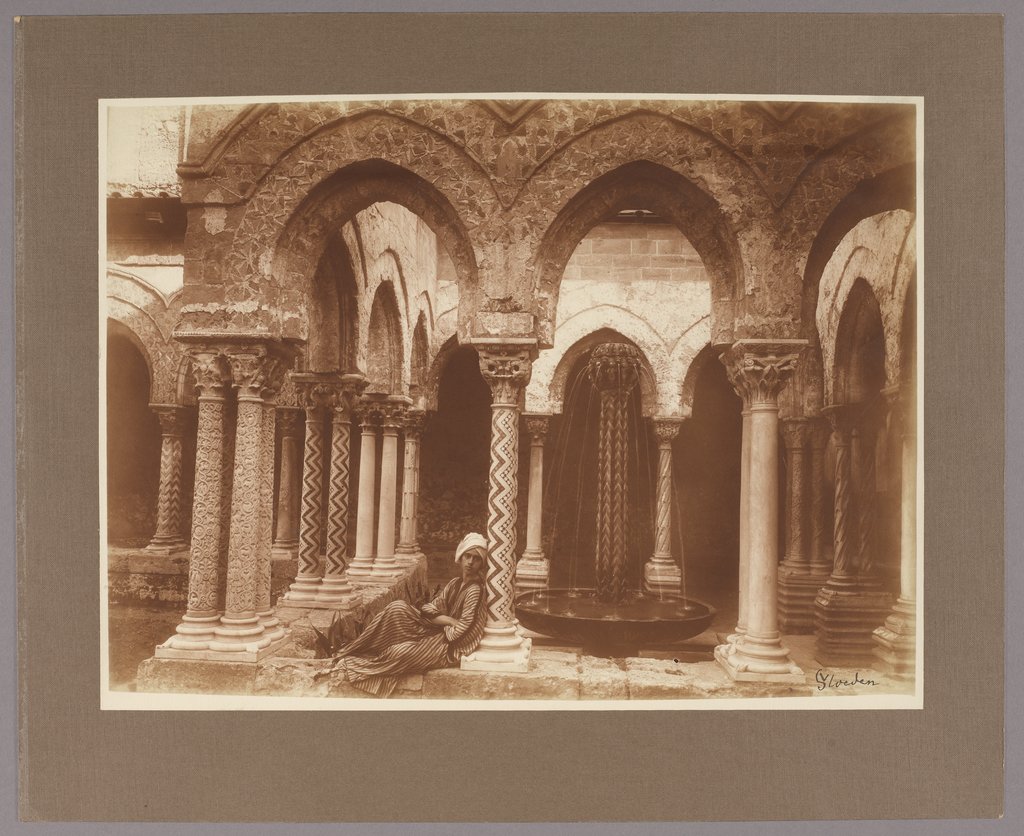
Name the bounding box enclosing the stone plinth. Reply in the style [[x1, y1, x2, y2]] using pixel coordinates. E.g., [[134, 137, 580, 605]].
[[778, 568, 828, 634], [813, 585, 894, 667], [136, 657, 259, 695], [872, 598, 916, 680]]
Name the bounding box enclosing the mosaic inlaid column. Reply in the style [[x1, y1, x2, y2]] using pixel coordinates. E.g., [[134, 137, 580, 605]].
[[271, 407, 303, 560], [516, 413, 551, 593], [814, 403, 892, 666], [314, 384, 359, 605], [346, 399, 380, 580], [210, 348, 276, 652], [644, 417, 684, 595], [777, 418, 819, 633], [370, 400, 407, 580], [396, 409, 427, 565], [255, 363, 288, 641], [874, 385, 917, 678], [146, 404, 190, 553], [715, 340, 805, 683], [280, 383, 331, 603], [462, 342, 535, 672], [160, 351, 230, 651]]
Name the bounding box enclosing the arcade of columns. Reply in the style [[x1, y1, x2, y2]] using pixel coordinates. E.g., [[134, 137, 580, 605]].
[[133, 100, 917, 683]]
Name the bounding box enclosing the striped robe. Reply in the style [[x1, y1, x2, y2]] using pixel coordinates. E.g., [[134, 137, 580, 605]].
[[334, 578, 487, 698]]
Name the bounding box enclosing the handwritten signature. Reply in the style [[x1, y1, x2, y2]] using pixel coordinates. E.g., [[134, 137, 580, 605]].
[[815, 669, 878, 690]]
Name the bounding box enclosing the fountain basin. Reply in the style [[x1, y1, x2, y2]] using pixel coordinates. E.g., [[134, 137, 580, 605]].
[[515, 588, 716, 658]]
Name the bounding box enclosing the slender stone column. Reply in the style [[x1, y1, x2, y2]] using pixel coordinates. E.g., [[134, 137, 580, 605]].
[[808, 419, 834, 577], [370, 400, 407, 580], [210, 349, 275, 652], [146, 405, 190, 553], [516, 413, 551, 593], [346, 399, 381, 579], [271, 408, 303, 559], [396, 409, 427, 565], [160, 351, 230, 651], [715, 340, 805, 683], [727, 402, 752, 645], [644, 417, 684, 595], [255, 365, 287, 640], [778, 418, 819, 633], [814, 403, 893, 666], [873, 386, 917, 678], [280, 382, 332, 603], [461, 341, 536, 672]]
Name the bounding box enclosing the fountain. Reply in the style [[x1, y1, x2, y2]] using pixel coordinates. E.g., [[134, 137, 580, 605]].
[[514, 342, 715, 657]]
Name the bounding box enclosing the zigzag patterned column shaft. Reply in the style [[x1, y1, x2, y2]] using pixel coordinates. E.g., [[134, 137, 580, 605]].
[[324, 412, 351, 577], [281, 396, 327, 602], [485, 401, 519, 623]]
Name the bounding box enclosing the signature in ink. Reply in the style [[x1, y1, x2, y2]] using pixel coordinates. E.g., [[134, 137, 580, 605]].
[[815, 669, 879, 691]]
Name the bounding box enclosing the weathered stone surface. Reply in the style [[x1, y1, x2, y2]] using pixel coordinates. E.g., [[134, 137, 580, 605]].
[[578, 656, 629, 700], [255, 658, 331, 697], [422, 658, 580, 700], [136, 657, 256, 695]]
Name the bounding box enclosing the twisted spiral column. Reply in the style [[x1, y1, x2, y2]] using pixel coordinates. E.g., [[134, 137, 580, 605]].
[[460, 341, 535, 672], [162, 351, 230, 650], [714, 340, 805, 683], [645, 417, 683, 595], [777, 418, 819, 633], [808, 419, 834, 577], [146, 405, 189, 553]]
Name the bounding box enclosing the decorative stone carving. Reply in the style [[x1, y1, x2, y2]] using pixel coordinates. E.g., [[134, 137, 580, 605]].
[[146, 405, 190, 554], [272, 408, 303, 555], [396, 409, 428, 562], [462, 341, 536, 672], [645, 417, 684, 595]]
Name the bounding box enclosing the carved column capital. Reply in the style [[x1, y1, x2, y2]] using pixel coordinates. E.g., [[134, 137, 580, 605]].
[[822, 403, 858, 442], [403, 408, 428, 438], [651, 417, 684, 446], [150, 404, 189, 436], [378, 399, 409, 431], [720, 339, 807, 407], [523, 413, 551, 442], [781, 417, 814, 450], [188, 349, 231, 399], [276, 407, 304, 437], [475, 342, 535, 406]]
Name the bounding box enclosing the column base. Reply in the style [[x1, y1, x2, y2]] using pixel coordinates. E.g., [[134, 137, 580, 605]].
[[256, 609, 286, 643], [154, 629, 290, 664], [714, 634, 805, 683], [345, 556, 376, 581], [367, 556, 403, 583], [460, 624, 532, 672], [515, 555, 550, 594], [778, 565, 829, 634], [394, 548, 425, 566], [161, 613, 222, 650], [279, 574, 323, 604], [872, 597, 917, 680], [271, 542, 299, 561], [144, 539, 188, 556], [814, 581, 894, 667], [643, 559, 681, 595]]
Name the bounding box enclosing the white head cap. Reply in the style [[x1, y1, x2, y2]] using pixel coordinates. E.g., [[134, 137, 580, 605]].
[[455, 532, 488, 562]]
